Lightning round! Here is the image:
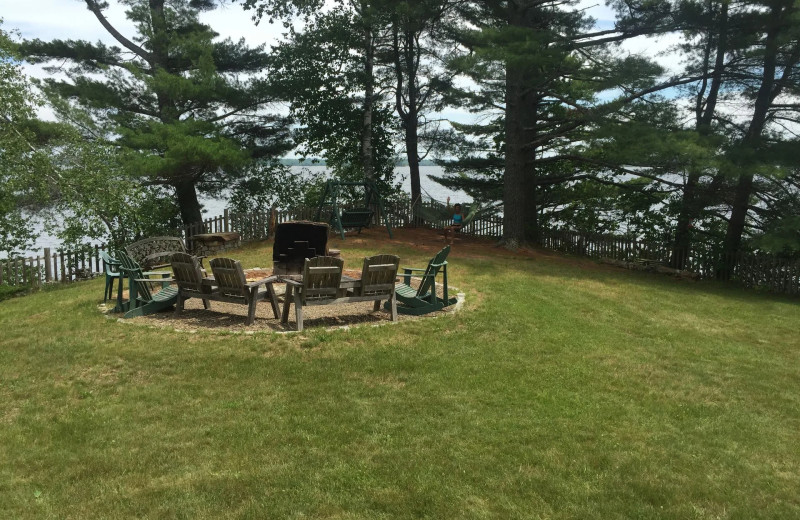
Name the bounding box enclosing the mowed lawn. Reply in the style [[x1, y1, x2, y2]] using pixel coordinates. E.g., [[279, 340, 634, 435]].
[[1, 230, 799, 519]]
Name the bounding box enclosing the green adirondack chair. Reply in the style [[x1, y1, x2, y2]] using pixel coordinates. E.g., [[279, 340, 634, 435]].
[[100, 250, 121, 302], [388, 245, 458, 315], [116, 250, 177, 318]]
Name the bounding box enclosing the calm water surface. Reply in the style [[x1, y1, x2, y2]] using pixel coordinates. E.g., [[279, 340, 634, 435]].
[[15, 166, 469, 257]]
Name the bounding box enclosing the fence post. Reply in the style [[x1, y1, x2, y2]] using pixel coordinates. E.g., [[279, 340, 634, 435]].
[[224, 208, 230, 233], [44, 248, 52, 282]]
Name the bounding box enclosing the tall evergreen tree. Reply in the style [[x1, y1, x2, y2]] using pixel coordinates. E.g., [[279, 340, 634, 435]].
[[446, 0, 679, 246], [718, 0, 800, 276], [22, 0, 291, 227]]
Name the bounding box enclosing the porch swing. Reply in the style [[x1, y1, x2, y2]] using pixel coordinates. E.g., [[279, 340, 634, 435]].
[[314, 180, 394, 240]]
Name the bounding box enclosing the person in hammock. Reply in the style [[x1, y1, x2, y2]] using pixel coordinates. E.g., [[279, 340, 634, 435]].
[[444, 198, 463, 244]]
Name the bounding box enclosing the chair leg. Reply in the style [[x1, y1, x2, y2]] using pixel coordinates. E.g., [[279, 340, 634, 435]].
[[246, 289, 257, 325], [175, 292, 184, 315], [202, 298, 210, 310], [373, 299, 381, 312], [294, 292, 303, 331], [267, 282, 279, 318], [281, 285, 293, 324]]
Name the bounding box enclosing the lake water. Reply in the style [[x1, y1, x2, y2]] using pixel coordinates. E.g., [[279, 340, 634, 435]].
[[12, 166, 469, 258]]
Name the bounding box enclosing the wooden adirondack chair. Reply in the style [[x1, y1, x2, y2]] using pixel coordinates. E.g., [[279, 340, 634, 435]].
[[282, 256, 343, 332], [116, 250, 178, 318], [388, 245, 457, 315], [281, 255, 399, 331], [354, 254, 400, 319], [171, 252, 214, 314], [208, 257, 279, 325]]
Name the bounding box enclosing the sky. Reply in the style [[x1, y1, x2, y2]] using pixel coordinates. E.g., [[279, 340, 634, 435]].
[[0, 0, 692, 138], [1, 0, 685, 94]]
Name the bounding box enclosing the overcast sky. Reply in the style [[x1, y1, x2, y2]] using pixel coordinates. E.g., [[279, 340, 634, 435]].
[[1, 0, 676, 64], [1, 0, 684, 124], [1, 0, 284, 47]]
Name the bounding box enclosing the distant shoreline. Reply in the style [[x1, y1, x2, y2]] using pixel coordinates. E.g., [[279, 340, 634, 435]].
[[281, 159, 439, 167]]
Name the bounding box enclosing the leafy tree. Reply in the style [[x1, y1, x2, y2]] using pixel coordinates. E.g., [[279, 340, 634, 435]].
[[0, 22, 51, 257], [388, 0, 460, 212], [243, 0, 396, 184], [22, 0, 292, 228], [267, 6, 397, 186]]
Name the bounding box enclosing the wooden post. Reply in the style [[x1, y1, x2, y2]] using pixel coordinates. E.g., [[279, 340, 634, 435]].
[[224, 208, 230, 232], [59, 250, 66, 282], [44, 248, 52, 282]]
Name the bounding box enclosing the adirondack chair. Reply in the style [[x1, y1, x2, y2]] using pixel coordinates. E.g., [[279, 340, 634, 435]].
[[100, 250, 121, 302], [281, 255, 399, 331], [352, 254, 400, 319], [388, 245, 457, 315], [208, 257, 280, 325], [171, 252, 214, 314], [282, 256, 343, 331], [116, 250, 178, 318]]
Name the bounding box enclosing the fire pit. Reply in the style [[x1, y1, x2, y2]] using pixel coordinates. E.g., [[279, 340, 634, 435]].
[[272, 221, 334, 275]]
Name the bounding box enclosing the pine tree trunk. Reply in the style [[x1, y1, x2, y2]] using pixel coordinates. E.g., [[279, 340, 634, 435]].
[[719, 3, 784, 279], [175, 180, 204, 230], [670, 0, 728, 270], [503, 2, 539, 247], [504, 69, 528, 248]]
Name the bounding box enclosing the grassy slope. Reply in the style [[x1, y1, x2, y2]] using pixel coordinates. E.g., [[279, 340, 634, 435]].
[[1, 237, 799, 519]]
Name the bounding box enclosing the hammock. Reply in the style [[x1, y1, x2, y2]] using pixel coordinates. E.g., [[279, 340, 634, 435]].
[[412, 190, 500, 227]]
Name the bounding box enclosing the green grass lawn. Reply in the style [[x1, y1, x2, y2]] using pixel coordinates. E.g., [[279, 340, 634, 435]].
[[1, 236, 799, 519]]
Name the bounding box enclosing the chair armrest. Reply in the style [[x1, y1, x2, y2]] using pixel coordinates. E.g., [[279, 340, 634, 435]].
[[245, 277, 275, 289], [402, 267, 427, 272], [142, 271, 172, 278], [284, 279, 303, 287]]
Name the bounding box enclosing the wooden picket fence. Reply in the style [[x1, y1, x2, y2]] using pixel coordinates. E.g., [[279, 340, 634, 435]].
[[2, 207, 797, 296], [0, 243, 114, 287], [539, 227, 800, 296]]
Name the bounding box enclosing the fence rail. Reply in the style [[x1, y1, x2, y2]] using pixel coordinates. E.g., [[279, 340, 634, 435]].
[[2, 207, 798, 297]]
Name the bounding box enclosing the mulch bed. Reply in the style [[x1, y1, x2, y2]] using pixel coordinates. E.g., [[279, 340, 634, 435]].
[[114, 274, 460, 333]]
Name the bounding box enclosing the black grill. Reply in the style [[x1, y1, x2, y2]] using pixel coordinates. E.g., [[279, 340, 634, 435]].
[[272, 221, 330, 275]]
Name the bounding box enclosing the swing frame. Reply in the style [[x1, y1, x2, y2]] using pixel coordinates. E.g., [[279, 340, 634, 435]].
[[314, 180, 394, 240]]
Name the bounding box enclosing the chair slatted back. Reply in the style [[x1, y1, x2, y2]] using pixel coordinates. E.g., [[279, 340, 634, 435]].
[[116, 249, 152, 301], [416, 245, 450, 298], [301, 256, 343, 303], [171, 253, 205, 295], [359, 254, 399, 297], [209, 257, 248, 300]]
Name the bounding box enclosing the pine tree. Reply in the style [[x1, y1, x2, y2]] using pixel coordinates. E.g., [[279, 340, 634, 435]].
[[445, 0, 677, 246], [22, 0, 291, 227]]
